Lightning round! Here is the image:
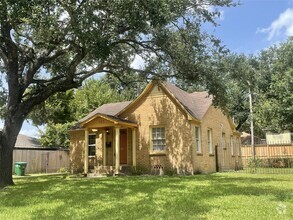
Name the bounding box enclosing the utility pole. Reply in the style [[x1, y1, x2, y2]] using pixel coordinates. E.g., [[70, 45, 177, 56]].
[[248, 85, 255, 160]]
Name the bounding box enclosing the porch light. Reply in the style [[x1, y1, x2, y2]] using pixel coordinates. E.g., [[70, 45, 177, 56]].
[[106, 129, 110, 134]]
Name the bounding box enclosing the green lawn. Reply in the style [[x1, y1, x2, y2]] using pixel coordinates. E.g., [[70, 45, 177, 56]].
[[1, 173, 293, 220]]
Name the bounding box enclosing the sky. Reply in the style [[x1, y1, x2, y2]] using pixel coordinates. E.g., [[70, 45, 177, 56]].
[[2, 0, 293, 138], [213, 0, 293, 54]]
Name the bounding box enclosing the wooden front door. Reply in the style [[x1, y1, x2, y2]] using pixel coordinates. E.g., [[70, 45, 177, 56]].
[[120, 129, 128, 164]]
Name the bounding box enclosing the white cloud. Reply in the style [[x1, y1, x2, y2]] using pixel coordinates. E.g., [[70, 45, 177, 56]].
[[259, 8, 293, 40]]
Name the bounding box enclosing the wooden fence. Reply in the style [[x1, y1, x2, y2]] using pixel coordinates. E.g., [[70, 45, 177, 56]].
[[13, 148, 70, 174], [241, 144, 293, 171]]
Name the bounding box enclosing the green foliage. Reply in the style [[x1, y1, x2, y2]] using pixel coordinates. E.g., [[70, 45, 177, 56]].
[[247, 158, 263, 169], [255, 38, 293, 131], [72, 78, 129, 119], [130, 166, 148, 175], [36, 78, 131, 147], [39, 122, 74, 148], [0, 0, 237, 187], [58, 167, 69, 173], [210, 38, 293, 133], [30, 90, 76, 125]]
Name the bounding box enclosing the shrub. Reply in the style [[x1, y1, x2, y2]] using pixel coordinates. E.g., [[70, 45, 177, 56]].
[[248, 158, 263, 168], [131, 166, 148, 175]]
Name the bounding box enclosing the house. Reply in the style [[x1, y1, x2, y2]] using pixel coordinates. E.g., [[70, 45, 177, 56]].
[[15, 134, 41, 148], [266, 130, 292, 145], [241, 132, 266, 145], [69, 81, 242, 175]]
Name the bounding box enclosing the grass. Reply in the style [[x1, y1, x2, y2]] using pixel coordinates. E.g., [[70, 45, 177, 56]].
[[1, 173, 293, 220]]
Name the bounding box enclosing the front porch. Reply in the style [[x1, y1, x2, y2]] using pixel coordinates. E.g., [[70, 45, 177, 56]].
[[81, 114, 137, 175]]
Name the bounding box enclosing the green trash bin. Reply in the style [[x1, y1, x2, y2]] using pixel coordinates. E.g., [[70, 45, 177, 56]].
[[14, 162, 28, 176]]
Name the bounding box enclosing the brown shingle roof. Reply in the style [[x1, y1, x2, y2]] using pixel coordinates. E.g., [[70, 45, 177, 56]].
[[15, 134, 41, 148], [79, 101, 132, 123], [78, 81, 213, 125], [163, 82, 212, 119]]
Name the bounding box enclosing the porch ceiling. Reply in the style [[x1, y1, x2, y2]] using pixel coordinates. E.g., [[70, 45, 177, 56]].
[[80, 113, 137, 128]]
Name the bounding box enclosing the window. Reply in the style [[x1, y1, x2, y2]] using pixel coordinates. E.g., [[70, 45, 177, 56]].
[[237, 137, 241, 156], [230, 135, 234, 156], [207, 129, 213, 154], [195, 126, 201, 153], [222, 133, 226, 149], [152, 127, 166, 151], [88, 134, 96, 156]]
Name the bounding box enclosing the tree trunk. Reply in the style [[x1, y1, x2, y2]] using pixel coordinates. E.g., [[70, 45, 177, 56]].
[[0, 114, 24, 188]]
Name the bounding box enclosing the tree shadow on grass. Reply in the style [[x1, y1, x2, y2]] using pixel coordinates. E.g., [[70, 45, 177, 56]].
[[2, 174, 293, 219]]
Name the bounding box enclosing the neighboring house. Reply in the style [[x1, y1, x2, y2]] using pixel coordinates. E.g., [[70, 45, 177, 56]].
[[241, 132, 266, 145], [13, 134, 70, 174], [15, 134, 41, 148], [266, 130, 292, 145], [69, 81, 242, 175]]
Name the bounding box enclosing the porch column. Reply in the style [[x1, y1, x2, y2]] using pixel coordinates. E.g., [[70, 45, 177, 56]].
[[132, 128, 137, 166], [115, 126, 120, 174], [84, 129, 89, 174], [102, 130, 106, 166]]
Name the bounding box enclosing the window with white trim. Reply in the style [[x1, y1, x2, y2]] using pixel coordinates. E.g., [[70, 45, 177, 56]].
[[230, 135, 234, 156], [195, 126, 201, 153], [152, 127, 166, 151], [88, 134, 96, 156], [207, 129, 213, 154], [237, 137, 241, 156], [222, 133, 226, 149]]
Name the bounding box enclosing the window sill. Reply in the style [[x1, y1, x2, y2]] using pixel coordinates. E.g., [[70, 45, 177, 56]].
[[196, 153, 203, 156], [209, 154, 214, 157], [231, 155, 235, 157], [149, 152, 166, 156], [88, 156, 96, 158]]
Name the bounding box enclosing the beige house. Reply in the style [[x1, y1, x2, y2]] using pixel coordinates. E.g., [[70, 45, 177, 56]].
[[69, 81, 242, 175]]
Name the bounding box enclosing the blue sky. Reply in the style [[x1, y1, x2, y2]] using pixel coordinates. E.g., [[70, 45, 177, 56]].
[[214, 0, 293, 54], [2, 0, 293, 138]]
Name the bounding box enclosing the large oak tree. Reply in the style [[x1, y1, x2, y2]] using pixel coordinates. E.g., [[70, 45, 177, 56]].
[[0, 0, 235, 188]]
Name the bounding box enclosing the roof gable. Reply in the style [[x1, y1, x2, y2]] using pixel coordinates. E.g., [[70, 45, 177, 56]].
[[79, 101, 131, 124], [78, 80, 217, 125], [162, 82, 212, 120]]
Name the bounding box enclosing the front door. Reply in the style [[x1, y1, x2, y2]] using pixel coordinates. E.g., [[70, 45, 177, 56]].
[[120, 129, 127, 164]]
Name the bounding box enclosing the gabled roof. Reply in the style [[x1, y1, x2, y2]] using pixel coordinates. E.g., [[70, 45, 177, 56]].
[[15, 134, 41, 148], [78, 81, 215, 126], [79, 101, 131, 123], [163, 82, 212, 120], [80, 113, 137, 127]]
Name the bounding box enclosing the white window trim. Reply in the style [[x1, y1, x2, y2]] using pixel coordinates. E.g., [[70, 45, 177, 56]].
[[150, 126, 166, 153], [88, 133, 96, 157], [230, 135, 234, 156], [195, 126, 201, 153], [222, 133, 226, 149], [207, 128, 213, 154], [237, 137, 241, 156]]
